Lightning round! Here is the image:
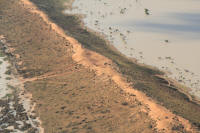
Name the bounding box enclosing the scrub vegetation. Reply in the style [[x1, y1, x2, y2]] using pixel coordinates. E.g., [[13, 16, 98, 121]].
[[0, 0, 156, 132], [0, 0, 199, 132], [29, 0, 200, 128]]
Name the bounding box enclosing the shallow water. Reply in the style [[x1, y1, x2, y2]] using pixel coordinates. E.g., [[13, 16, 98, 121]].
[[65, 0, 200, 98]]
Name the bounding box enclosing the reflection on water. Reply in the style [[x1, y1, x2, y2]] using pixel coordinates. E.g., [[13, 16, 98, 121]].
[[65, 0, 200, 98], [130, 13, 200, 39], [172, 13, 200, 24]]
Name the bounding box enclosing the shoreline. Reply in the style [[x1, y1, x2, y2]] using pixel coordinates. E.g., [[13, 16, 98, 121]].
[[65, 0, 200, 103], [67, 11, 200, 104], [74, 17, 200, 105], [63, 0, 200, 105], [0, 0, 200, 132], [17, 0, 197, 131], [28, 0, 200, 128], [67, 0, 200, 98]]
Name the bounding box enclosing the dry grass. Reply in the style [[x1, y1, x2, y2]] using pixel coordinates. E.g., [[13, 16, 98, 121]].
[[25, 68, 155, 133], [0, 0, 157, 132], [27, 0, 200, 129]]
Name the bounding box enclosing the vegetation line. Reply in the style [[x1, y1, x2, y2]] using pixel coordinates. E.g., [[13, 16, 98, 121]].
[[27, 0, 200, 128]]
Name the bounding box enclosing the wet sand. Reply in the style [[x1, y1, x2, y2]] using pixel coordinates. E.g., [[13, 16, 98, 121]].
[[65, 0, 200, 99]]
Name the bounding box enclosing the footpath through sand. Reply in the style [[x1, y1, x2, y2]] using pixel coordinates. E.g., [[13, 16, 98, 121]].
[[19, 0, 196, 132], [0, 0, 199, 132]]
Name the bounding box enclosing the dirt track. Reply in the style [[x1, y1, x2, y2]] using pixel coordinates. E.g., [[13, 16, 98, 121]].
[[0, 0, 199, 132]]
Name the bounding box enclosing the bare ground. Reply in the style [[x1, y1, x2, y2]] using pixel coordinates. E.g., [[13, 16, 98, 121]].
[[0, 0, 199, 132]]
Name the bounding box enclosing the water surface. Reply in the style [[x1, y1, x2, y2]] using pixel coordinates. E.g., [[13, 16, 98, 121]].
[[65, 0, 200, 98]]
